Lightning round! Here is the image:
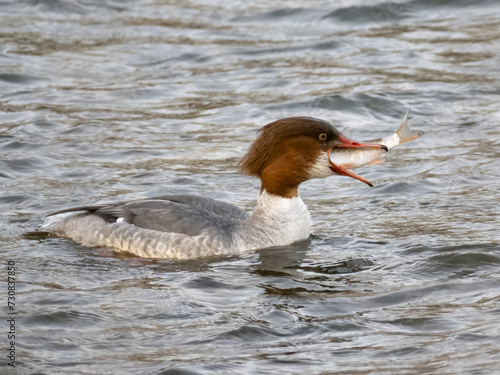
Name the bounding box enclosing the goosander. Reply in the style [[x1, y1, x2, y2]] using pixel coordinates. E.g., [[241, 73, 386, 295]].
[[42, 116, 386, 260]]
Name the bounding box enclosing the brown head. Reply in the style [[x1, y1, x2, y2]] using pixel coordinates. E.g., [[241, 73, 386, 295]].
[[237, 116, 386, 198]]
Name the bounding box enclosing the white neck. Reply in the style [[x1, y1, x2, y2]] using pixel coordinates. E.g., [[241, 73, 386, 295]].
[[235, 190, 311, 249]]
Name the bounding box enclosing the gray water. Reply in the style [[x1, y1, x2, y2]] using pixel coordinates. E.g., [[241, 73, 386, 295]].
[[1, 0, 500, 374]]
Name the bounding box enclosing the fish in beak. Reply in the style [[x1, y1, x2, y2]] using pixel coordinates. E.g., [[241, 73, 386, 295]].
[[329, 134, 388, 187]]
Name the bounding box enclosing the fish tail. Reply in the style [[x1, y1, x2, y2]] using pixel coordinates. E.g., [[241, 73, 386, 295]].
[[396, 108, 425, 143]]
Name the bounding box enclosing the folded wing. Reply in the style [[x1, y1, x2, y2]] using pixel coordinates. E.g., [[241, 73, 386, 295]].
[[48, 195, 249, 237]]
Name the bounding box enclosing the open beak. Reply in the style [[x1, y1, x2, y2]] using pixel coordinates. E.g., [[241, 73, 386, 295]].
[[328, 135, 388, 187]]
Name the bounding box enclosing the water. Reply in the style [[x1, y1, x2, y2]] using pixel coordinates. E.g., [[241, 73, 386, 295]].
[[1, 0, 499, 373]]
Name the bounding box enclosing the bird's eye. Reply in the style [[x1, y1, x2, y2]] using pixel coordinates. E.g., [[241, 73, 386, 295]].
[[318, 133, 328, 141]]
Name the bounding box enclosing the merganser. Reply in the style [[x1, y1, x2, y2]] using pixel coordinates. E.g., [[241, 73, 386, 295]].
[[42, 116, 387, 260]]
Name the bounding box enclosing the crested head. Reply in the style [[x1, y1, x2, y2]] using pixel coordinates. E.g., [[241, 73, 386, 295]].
[[237, 117, 343, 198], [237, 117, 342, 177]]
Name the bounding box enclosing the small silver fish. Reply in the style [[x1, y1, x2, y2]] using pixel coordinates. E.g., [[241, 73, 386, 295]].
[[329, 109, 424, 186]]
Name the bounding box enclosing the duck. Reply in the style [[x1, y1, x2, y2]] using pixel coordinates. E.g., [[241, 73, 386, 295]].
[[42, 116, 386, 259]]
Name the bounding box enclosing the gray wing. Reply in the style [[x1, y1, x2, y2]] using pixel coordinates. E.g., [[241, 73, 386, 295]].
[[48, 195, 249, 237]]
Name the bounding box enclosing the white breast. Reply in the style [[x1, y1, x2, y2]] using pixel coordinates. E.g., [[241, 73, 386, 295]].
[[238, 190, 311, 249]]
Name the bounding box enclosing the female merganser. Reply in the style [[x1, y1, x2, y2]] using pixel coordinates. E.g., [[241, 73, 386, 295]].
[[42, 117, 386, 259]]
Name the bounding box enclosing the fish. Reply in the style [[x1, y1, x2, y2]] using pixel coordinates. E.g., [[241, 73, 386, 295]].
[[329, 109, 424, 171]]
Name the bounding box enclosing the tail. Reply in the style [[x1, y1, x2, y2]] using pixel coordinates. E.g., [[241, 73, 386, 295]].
[[396, 108, 425, 143]]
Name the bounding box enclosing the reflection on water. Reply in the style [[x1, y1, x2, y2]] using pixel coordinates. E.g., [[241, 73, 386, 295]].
[[1, 0, 499, 373]]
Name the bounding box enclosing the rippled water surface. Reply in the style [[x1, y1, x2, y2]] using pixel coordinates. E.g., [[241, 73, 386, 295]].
[[1, 0, 500, 374]]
